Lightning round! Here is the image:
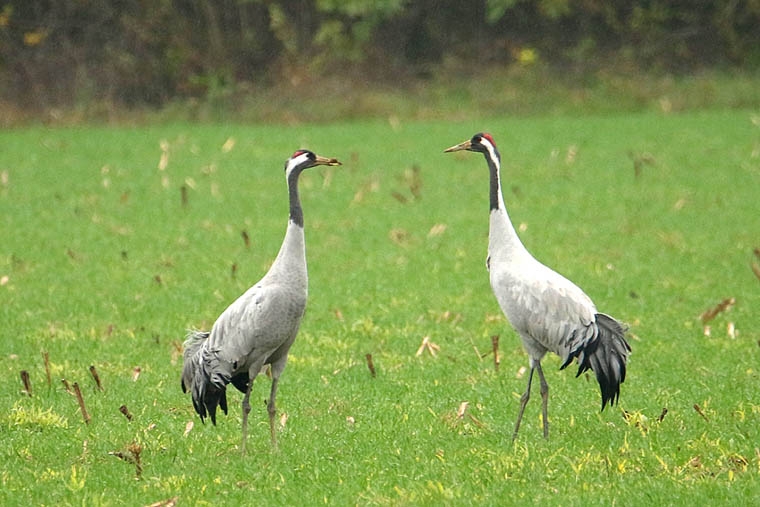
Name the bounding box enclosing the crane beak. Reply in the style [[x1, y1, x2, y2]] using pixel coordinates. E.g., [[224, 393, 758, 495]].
[[443, 140, 472, 153], [313, 155, 342, 166]]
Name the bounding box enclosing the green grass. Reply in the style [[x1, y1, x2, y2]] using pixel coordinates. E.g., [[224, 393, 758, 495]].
[[1, 110, 760, 505]]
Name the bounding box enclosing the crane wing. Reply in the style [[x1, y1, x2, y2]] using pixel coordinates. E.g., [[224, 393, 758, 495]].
[[197, 282, 305, 390], [491, 262, 598, 360]]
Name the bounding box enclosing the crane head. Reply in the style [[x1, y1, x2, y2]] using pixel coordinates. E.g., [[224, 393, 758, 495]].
[[444, 132, 497, 154], [285, 150, 341, 174]]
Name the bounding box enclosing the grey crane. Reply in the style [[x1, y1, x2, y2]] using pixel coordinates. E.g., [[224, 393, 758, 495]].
[[444, 133, 631, 440], [181, 149, 341, 452]]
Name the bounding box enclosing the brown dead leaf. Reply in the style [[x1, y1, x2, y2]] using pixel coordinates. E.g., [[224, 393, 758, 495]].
[[699, 297, 735, 323], [389, 228, 410, 246], [391, 191, 408, 203], [687, 456, 702, 468]]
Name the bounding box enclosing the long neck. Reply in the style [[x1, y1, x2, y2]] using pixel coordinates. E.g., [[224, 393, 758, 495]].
[[485, 151, 527, 260], [268, 169, 307, 281], [487, 149, 506, 212], [288, 168, 305, 227]]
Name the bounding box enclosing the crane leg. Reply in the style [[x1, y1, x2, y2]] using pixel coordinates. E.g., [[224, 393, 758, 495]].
[[535, 362, 549, 438], [512, 366, 535, 441], [241, 380, 253, 455], [267, 377, 280, 450]]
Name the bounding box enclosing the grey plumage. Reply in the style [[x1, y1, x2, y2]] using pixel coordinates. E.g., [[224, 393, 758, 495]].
[[445, 133, 631, 440], [181, 150, 340, 451]]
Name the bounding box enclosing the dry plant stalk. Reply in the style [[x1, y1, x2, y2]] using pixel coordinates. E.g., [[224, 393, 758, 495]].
[[61, 378, 72, 394], [408, 164, 422, 200], [20, 370, 32, 396], [241, 229, 250, 248], [699, 297, 735, 323], [89, 365, 104, 391], [73, 382, 90, 424], [109, 443, 143, 479], [658, 407, 668, 422], [693, 403, 709, 422], [128, 443, 143, 479], [491, 335, 500, 372], [365, 353, 376, 377], [42, 350, 51, 386], [180, 185, 188, 207]]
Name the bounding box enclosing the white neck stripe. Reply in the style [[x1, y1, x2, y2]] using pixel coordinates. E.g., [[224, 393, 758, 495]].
[[286, 152, 311, 177]]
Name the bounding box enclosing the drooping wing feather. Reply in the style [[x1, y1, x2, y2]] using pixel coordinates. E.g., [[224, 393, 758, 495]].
[[181, 329, 209, 394], [572, 312, 631, 409]]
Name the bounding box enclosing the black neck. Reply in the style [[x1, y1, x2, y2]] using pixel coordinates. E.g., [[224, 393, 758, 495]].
[[288, 168, 304, 227], [485, 150, 501, 212]]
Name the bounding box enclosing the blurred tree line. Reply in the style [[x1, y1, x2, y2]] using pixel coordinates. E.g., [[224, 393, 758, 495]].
[[1, 0, 758, 110]]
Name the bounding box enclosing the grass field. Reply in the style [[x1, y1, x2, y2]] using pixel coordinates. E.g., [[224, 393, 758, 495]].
[[1, 110, 759, 505]]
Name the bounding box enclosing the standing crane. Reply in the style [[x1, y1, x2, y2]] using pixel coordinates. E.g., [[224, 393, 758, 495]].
[[444, 133, 631, 440], [181, 149, 341, 452]]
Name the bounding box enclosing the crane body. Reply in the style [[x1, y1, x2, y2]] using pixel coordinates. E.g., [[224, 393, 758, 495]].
[[445, 133, 630, 440], [181, 150, 340, 452]]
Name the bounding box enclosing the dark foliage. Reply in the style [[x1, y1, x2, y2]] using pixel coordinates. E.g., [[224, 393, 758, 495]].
[[1, 0, 758, 110]]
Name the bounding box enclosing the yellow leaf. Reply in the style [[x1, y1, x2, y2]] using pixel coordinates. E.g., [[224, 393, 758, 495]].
[[23, 30, 46, 46]]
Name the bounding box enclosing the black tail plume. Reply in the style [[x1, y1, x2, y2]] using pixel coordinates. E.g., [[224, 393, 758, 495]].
[[568, 313, 631, 410], [181, 330, 229, 425]]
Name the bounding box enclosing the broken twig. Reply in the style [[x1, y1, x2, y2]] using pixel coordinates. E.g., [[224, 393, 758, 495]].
[[42, 350, 51, 386], [416, 336, 440, 357], [20, 370, 32, 396], [73, 382, 90, 424], [491, 335, 500, 372], [109, 442, 143, 479], [699, 297, 735, 324], [89, 365, 104, 391], [365, 353, 376, 377], [693, 403, 709, 422]]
